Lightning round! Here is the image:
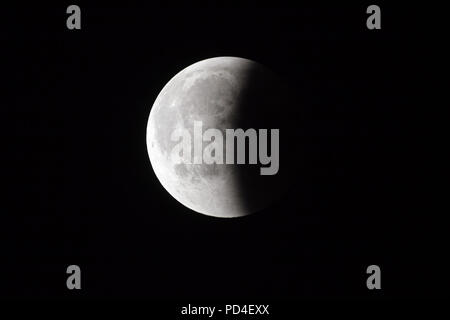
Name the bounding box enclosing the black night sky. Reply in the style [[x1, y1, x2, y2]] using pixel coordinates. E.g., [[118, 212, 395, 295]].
[[1, 2, 445, 301]]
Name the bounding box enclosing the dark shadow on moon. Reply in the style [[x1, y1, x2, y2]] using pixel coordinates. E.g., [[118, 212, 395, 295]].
[[226, 62, 298, 216]]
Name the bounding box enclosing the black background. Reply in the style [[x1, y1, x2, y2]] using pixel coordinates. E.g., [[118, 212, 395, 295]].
[[1, 2, 445, 300]]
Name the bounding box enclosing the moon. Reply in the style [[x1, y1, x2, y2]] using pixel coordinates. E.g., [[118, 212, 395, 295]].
[[146, 57, 286, 218]]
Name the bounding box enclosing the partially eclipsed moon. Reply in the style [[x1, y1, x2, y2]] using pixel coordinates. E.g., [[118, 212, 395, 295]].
[[146, 57, 284, 218]]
